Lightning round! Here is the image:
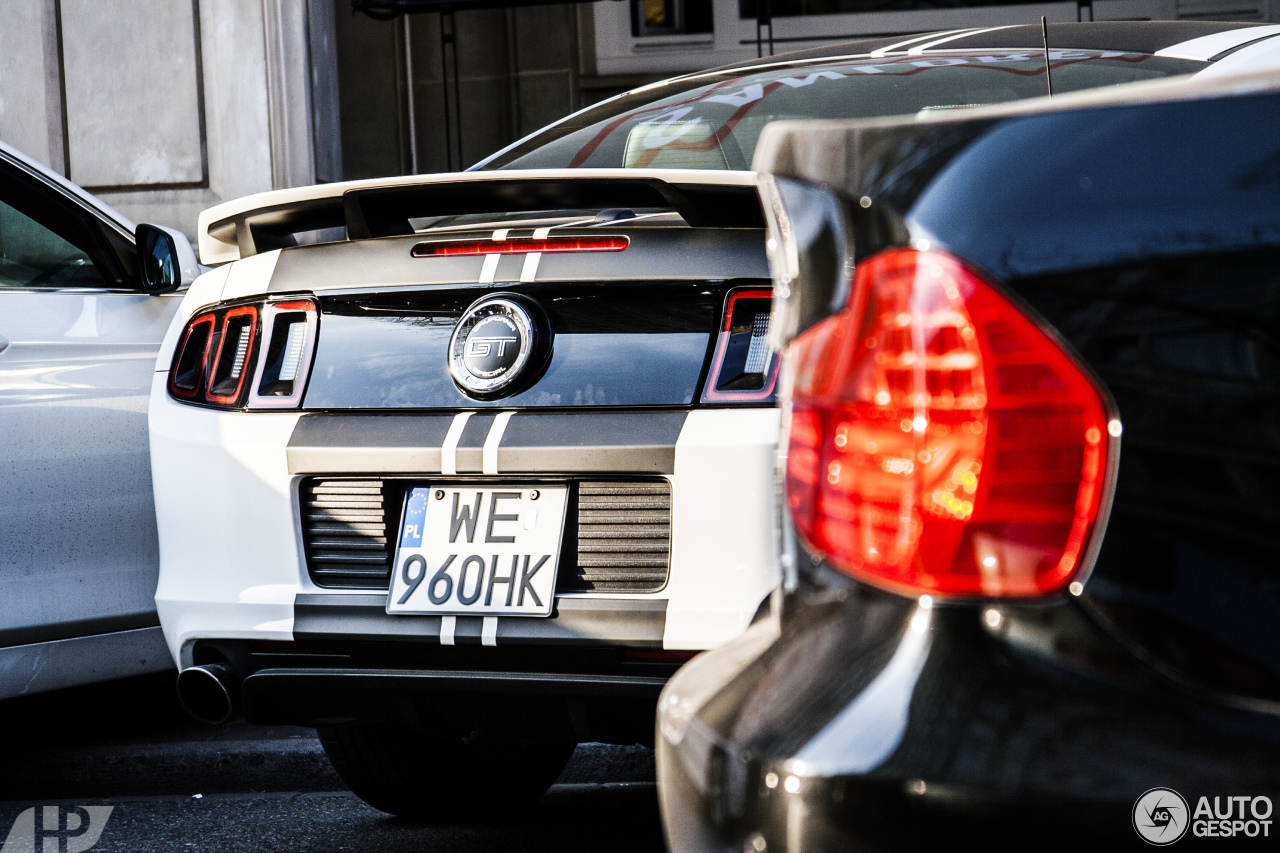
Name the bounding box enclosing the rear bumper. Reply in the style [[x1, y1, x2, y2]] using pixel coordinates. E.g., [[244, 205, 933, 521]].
[[657, 585, 1280, 852], [149, 372, 780, 666], [243, 667, 667, 737], [292, 593, 666, 646], [195, 635, 680, 740]]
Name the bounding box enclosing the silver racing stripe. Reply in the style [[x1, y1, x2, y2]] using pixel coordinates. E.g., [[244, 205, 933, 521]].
[[483, 411, 515, 474], [520, 253, 542, 282], [520, 227, 553, 282], [870, 28, 977, 58], [434, 412, 515, 644], [1156, 25, 1280, 60], [477, 228, 510, 283], [441, 412, 473, 475], [907, 26, 1016, 55]]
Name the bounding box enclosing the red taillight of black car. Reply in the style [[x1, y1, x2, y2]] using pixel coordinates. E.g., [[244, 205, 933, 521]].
[[784, 249, 1115, 598], [167, 298, 318, 409]]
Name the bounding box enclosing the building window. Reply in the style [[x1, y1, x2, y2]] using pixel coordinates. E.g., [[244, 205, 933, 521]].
[[739, 0, 1037, 17], [633, 0, 714, 35]]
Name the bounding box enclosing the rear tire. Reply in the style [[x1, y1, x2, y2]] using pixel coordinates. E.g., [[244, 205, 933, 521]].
[[318, 721, 575, 821]]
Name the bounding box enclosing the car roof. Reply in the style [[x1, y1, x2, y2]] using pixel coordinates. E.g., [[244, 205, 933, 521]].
[[0, 138, 136, 238], [753, 62, 1280, 181], [705, 21, 1274, 74]]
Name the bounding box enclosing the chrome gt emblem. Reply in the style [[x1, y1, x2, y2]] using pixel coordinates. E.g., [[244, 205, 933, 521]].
[[464, 315, 521, 376], [449, 296, 543, 397]]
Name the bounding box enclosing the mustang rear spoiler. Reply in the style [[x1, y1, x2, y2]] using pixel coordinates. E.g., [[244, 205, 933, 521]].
[[197, 169, 762, 265]]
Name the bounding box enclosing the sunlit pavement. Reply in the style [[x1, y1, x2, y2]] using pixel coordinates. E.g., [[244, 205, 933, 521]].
[[0, 673, 663, 852]]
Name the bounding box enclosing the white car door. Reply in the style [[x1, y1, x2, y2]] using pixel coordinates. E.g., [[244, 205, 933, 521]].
[[0, 153, 181, 658]]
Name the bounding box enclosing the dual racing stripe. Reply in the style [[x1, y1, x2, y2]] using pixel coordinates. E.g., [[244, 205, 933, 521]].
[[439, 410, 514, 475], [284, 411, 688, 476], [478, 227, 551, 284], [287, 409, 686, 647]]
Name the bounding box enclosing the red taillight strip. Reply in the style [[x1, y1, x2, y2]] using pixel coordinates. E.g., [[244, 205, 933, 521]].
[[205, 305, 259, 406], [719, 288, 772, 332], [410, 236, 629, 257], [271, 300, 317, 312], [168, 313, 216, 399]]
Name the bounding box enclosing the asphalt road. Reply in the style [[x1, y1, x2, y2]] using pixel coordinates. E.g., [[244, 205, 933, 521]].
[[0, 672, 665, 852]]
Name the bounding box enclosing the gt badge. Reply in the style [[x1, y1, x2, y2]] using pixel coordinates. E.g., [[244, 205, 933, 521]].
[[449, 295, 549, 398]]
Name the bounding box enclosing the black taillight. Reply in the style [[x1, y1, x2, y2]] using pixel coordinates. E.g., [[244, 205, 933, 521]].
[[167, 297, 318, 409], [206, 306, 258, 404], [169, 314, 215, 399], [702, 288, 778, 402], [248, 300, 318, 408]]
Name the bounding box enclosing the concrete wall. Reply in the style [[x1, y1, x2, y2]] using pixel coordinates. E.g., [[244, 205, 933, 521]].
[[61, 0, 207, 190], [0, 0, 338, 239], [0, 0, 674, 224], [0, 1, 68, 174]]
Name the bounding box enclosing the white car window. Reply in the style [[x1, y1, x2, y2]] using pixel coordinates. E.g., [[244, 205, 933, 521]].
[[0, 198, 105, 288]]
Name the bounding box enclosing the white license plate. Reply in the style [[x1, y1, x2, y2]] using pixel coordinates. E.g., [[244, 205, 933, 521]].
[[387, 484, 567, 616]]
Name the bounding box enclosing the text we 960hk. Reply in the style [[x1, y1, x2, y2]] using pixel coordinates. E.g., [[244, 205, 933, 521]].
[[387, 485, 568, 616]]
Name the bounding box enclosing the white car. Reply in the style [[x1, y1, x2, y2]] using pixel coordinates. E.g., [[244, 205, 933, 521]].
[[150, 21, 1280, 820], [150, 166, 782, 818], [0, 140, 197, 701]]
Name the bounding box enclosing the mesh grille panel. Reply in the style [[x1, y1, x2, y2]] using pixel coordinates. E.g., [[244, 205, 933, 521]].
[[302, 479, 393, 589], [567, 481, 672, 592], [301, 478, 672, 593]]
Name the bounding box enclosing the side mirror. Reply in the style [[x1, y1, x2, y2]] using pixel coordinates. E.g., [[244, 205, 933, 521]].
[[137, 223, 200, 294]]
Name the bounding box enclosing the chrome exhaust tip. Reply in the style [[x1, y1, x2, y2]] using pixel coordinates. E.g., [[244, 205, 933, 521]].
[[176, 663, 240, 725]]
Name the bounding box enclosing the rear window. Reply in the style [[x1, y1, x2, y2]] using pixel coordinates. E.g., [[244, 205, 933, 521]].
[[482, 51, 1203, 171]]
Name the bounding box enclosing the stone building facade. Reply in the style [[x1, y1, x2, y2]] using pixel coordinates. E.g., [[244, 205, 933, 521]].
[[2, 0, 1274, 236]]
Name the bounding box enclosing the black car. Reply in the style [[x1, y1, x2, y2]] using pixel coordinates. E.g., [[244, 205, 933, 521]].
[[656, 64, 1280, 849]]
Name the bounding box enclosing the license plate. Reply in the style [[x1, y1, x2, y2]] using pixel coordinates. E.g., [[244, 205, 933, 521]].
[[387, 485, 567, 616]]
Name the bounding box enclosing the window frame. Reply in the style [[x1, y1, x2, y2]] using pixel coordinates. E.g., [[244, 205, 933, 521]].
[[0, 152, 139, 292], [592, 0, 1191, 76]]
